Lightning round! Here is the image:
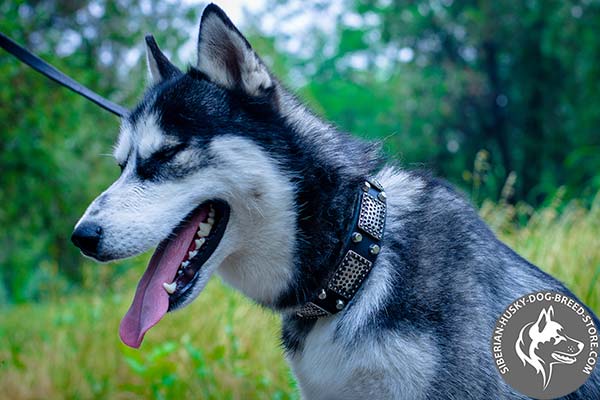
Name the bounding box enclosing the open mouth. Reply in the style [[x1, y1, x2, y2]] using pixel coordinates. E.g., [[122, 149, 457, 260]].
[[165, 201, 230, 309], [119, 200, 230, 348], [552, 351, 577, 364]]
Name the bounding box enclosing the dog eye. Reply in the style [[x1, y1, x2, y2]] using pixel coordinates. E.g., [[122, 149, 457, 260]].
[[554, 336, 564, 344], [134, 143, 187, 181], [154, 143, 186, 162]]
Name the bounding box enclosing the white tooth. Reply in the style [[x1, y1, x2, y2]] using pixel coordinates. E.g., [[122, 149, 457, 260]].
[[198, 222, 211, 236], [207, 217, 215, 225], [163, 282, 176, 294], [181, 260, 190, 268], [209, 208, 215, 218], [195, 238, 205, 248], [188, 250, 198, 259]]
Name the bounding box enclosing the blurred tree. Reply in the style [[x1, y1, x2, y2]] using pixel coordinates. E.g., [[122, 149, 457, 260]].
[[0, 0, 200, 302], [252, 0, 600, 204]]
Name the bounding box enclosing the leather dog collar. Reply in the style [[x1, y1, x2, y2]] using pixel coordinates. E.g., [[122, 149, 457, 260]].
[[295, 178, 387, 319]]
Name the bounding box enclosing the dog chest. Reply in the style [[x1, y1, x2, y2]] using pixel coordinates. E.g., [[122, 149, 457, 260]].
[[286, 317, 437, 400]]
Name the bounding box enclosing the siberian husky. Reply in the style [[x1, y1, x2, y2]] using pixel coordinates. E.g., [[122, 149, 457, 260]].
[[72, 4, 600, 399]]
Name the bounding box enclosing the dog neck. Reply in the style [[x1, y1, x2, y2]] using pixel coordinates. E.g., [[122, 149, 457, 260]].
[[271, 88, 383, 312]]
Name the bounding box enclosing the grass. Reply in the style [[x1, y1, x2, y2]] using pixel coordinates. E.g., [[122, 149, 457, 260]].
[[1, 194, 599, 399], [0, 279, 297, 400], [480, 189, 600, 311]]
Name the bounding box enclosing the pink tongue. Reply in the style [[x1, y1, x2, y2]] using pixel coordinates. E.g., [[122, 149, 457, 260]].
[[119, 208, 208, 348]]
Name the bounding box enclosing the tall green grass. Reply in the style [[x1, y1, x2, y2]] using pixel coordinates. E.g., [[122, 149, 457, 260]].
[[481, 189, 600, 311], [1, 195, 598, 399], [0, 280, 297, 399]]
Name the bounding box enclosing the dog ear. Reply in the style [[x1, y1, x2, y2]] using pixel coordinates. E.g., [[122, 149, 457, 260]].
[[535, 307, 550, 333], [196, 4, 273, 97], [145, 35, 182, 84]]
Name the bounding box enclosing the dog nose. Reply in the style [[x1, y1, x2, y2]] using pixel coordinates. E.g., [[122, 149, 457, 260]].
[[71, 223, 103, 256]]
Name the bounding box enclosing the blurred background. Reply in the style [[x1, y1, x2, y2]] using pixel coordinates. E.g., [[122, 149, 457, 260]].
[[1, 0, 599, 399]]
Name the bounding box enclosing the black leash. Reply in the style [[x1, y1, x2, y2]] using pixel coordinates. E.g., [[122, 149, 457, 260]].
[[0, 32, 128, 118]]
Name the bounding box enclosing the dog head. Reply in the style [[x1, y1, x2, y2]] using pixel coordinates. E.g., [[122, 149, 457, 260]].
[[72, 4, 299, 348], [515, 306, 584, 389]]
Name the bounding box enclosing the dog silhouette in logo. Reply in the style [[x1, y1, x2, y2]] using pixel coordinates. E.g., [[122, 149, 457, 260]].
[[515, 306, 584, 389]]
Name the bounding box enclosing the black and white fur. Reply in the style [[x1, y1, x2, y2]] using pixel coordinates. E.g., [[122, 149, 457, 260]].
[[74, 4, 600, 399]]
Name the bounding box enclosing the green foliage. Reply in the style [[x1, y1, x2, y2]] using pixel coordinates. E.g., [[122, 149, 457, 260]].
[[1, 0, 599, 307], [251, 0, 600, 204]]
